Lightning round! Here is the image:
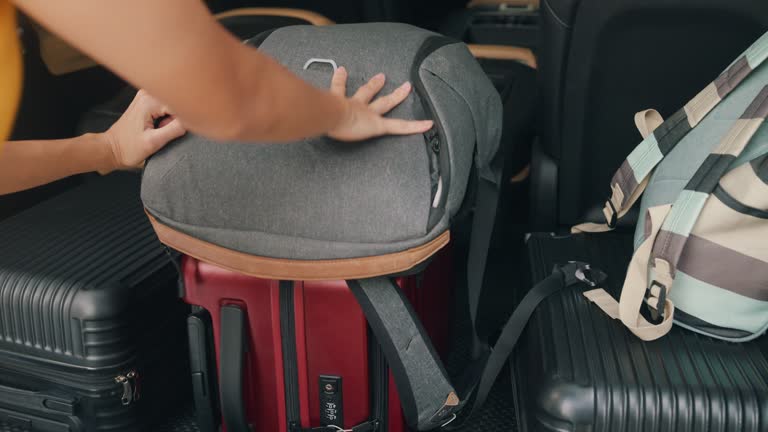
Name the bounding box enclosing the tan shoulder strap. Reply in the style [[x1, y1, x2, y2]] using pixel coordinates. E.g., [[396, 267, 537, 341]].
[[634, 109, 664, 139], [583, 204, 675, 341]]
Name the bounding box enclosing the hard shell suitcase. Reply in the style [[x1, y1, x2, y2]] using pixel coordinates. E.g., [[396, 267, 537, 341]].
[[181, 248, 454, 432], [515, 232, 768, 432], [0, 173, 190, 432]]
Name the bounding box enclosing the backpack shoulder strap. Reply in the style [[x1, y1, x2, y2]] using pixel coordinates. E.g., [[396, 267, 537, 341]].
[[574, 31, 768, 234], [347, 278, 460, 431], [349, 262, 600, 430]]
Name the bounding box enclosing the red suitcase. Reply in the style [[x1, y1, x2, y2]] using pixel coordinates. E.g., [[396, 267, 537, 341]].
[[181, 246, 454, 432]]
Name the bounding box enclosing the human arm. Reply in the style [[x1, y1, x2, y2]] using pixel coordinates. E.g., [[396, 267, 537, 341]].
[[12, 0, 431, 142], [0, 91, 185, 195]]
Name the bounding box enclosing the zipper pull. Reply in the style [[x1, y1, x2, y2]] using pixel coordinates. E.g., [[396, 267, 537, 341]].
[[127, 370, 141, 402], [116, 375, 133, 406], [425, 130, 440, 153], [115, 370, 139, 406]]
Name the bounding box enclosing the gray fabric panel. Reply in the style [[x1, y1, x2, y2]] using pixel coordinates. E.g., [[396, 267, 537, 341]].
[[419, 71, 475, 218], [355, 277, 455, 428], [141, 24, 451, 259], [142, 132, 434, 258], [421, 43, 503, 186], [142, 23, 488, 260], [260, 23, 435, 123], [635, 61, 768, 249]]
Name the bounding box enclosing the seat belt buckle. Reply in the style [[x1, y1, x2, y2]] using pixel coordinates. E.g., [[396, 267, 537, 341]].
[[562, 262, 607, 287]]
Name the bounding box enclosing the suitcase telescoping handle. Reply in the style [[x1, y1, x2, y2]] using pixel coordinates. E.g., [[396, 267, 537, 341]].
[[220, 304, 252, 432], [188, 311, 220, 432], [0, 383, 77, 415]]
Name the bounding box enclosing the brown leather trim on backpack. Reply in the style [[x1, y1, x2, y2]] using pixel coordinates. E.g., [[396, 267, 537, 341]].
[[467, 44, 537, 69], [146, 212, 449, 281], [214, 8, 335, 26]]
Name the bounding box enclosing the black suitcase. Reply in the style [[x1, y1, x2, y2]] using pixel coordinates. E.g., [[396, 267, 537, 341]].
[[515, 232, 768, 432], [0, 173, 189, 432]]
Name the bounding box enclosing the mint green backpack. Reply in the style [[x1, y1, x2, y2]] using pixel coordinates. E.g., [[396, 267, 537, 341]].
[[577, 31, 768, 342]]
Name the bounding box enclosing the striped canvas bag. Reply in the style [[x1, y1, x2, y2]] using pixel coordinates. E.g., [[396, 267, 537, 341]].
[[575, 31, 768, 342]]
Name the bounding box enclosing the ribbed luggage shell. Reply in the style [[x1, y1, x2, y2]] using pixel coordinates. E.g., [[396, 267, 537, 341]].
[[0, 174, 189, 431], [0, 173, 175, 368], [515, 232, 768, 432]]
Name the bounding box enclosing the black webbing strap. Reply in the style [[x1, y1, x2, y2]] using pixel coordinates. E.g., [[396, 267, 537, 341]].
[[350, 263, 604, 431], [465, 177, 500, 360], [448, 262, 606, 428]]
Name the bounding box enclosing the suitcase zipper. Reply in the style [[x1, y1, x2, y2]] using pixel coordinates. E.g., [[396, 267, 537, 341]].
[[0, 355, 140, 406], [115, 370, 140, 406], [280, 281, 303, 430]]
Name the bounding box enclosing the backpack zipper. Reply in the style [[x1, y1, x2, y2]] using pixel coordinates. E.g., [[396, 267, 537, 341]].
[[425, 130, 443, 209]]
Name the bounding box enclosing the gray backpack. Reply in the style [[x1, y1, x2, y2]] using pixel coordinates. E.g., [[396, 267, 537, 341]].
[[141, 23, 504, 431], [577, 31, 768, 342]]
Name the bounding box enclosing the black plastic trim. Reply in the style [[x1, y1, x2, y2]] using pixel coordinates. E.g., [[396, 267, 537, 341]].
[[369, 328, 388, 432], [188, 310, 220, 432], [219, 305, 252, 432], [0, 384, 76, 416]]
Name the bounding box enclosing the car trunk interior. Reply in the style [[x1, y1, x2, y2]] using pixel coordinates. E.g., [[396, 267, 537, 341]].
[[1, 1, 767, 431]]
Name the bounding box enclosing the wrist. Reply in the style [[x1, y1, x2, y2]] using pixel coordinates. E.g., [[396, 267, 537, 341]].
[[86, 132, 119, 175]]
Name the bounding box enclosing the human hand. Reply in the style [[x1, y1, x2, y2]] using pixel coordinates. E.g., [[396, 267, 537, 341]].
[[327, 67, 434, 142], [102, 90, 186, 171]]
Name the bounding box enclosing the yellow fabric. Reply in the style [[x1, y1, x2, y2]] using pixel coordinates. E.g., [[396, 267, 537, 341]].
[[1, 1, 22, 147]]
